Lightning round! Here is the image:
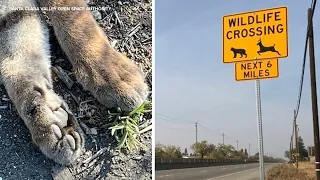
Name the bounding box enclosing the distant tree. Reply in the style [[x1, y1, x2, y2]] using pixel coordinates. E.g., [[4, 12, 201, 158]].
[[285, 148, 298, 161], [175, 148, 183, 158], [191, 140, 215, 159], [244, 149, 248, 157], [155, 143, 165, 158], [284, 150, 289, 159], [163, 145, 182, 158], [233, 149, 246, 160], [298, 136, 309, 160], [191, 140, 207, 159], [248, 155, 259, 161], [284, 150, 292, 159], [207, 144, 216, 153], [155, 143, 182, 158], [207, 144, 217, 158], [284, 136, 308, 161], [215, 144, 236, 158]]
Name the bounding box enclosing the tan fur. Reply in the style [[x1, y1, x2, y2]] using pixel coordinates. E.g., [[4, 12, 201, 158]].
[[38, 0, 149, 112], [0, 0, 84, 165], [0, 0, 148, 166]]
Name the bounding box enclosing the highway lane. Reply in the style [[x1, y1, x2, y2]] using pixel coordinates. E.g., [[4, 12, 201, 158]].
[[155, 163, 278, 180]]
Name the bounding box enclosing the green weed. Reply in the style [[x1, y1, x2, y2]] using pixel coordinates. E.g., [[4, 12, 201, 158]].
[[108, 101, 152, 152]]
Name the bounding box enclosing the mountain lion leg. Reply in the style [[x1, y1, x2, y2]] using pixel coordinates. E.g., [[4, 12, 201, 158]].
[[0, 0, 84, 165], [38, 0, 149, 112]]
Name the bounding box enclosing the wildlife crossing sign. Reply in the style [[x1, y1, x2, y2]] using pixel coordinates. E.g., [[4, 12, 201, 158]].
[[222, 6, 288, 63]]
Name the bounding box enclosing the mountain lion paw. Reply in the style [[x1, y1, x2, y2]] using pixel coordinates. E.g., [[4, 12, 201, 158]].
[[37, 0, 149, 112], [75, 50, 149, 112], [25, 89, 85, 165]]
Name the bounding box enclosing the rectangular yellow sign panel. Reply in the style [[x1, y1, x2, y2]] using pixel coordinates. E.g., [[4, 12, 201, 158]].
[[223, 6, 288, 63], [235, 59, 279, 81]]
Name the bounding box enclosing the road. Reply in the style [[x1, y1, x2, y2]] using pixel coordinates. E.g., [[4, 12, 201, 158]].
[[155, 163, 278, 180]]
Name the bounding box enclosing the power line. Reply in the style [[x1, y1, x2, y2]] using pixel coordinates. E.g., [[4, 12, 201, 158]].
[[197, 123, 222, 136], [156, 113, 195, 124], [288, 0, 317, 165], [157, 113, 230, 137], [225, 134, 233, 140], [157, 114, 253, 149], [294, 0, 317, 121], [157, 123, 195, 132], [307, 4, 320, 179], [197, 123, 252, 146]]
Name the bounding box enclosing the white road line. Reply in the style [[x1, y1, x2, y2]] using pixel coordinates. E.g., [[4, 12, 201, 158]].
[[156, 174, 173, 178], [221, 168, 227, 170], [206, 167, 258, 180], [200, 170, 207, 173]]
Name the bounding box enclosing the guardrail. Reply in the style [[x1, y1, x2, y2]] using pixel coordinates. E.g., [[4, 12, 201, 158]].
[[155, 158, 277, 171]]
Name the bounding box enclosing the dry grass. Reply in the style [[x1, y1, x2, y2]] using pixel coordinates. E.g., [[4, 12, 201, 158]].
[[298, 162, 316, 179], [266, 163, 314, 180]]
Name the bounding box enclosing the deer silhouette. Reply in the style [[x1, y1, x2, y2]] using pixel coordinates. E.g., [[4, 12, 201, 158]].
[[257, 38, 281, 56]]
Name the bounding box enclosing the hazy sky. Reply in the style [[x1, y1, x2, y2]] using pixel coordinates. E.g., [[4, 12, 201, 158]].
[[155, 0, 320, 158]]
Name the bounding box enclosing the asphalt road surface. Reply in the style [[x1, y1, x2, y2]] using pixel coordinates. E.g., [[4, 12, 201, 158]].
[[155, 163, 278, 180]]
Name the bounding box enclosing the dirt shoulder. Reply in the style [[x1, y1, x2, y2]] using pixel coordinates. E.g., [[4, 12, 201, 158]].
[[298, 162, 316, 179], [266, 162, 315, 180]]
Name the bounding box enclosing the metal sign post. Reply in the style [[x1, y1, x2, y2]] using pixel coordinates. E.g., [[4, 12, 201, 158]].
[[255, 79, 265, 180]]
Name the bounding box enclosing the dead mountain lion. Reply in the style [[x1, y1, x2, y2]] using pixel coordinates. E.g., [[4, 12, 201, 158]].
[[0, 0, 149, 166]]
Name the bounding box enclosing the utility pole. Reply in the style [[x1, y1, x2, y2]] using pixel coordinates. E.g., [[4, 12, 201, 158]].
[[289, 139, 292, 161], [308, 7, 320, 180], [222, 133, 225, 145], [290, 117, 295, 162], [195, 122, 198, 144], [236, 140, 239, 150], [294, 116, 299, 168], [249, 143, 251, 155]]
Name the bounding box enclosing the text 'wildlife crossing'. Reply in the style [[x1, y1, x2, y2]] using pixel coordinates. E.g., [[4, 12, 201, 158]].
[[226, 11, 284, 40]]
